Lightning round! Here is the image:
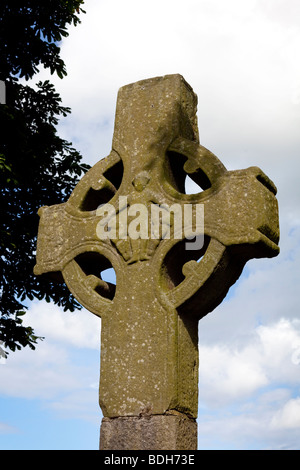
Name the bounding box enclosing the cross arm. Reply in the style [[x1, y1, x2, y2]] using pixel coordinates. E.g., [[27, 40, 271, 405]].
[[34, 202, 115, 316], [160, 147, 279, 319]]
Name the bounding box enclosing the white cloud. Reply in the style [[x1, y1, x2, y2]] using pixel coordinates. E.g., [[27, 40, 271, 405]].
[[24, 300, 101, 349], [198, 315, 300, 448], [200, 342, 268, 405], [200, 317, 300, 407], [198, 392, 300, 450], [0, 341, 80, 399], [271, 398, 300, 430], [0, 302, 101, 422], [257, 319, 300, 374]]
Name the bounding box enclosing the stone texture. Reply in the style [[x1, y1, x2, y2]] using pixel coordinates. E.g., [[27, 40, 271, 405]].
[[34, 74, 280, 449], [100, 413, 197, 450]]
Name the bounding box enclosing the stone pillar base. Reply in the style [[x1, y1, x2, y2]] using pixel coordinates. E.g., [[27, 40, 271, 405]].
[[99, 413, 197, 450]]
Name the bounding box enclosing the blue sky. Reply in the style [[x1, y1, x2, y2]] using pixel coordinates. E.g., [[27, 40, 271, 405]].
[[1, 0, 300, 450]]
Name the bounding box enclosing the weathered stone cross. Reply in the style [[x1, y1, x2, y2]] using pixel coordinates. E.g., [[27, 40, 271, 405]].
[[34, 75, 279, 450]]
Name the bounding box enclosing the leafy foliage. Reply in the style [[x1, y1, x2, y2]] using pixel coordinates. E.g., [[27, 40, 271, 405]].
[[0, 0, 85, 81], [0, 1, 90, 356]]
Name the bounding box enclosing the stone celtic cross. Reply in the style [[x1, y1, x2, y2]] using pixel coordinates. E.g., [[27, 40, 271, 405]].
[[34, 75, 279, 450]]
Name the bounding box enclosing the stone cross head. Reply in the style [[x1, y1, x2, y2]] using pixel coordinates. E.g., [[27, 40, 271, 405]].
[[34, 74, 279, 449]]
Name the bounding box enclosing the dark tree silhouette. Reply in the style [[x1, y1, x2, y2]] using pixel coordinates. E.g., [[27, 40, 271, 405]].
[[0, 1, 90, 357]]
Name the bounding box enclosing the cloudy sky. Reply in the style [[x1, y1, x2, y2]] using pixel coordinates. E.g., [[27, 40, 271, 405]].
[[1, 0, 300, 450]]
